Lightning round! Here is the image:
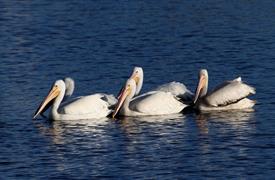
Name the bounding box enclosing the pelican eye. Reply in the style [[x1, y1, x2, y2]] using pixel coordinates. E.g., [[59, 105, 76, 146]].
[[127, 84, 132, 89]]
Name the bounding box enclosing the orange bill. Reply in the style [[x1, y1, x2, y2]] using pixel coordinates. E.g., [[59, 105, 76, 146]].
[[193, 74, 206, 104], [112, 85, 130, 118], [33, 85, 60, 119]]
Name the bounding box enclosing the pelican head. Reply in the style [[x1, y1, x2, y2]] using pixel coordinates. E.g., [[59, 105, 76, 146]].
[[33, 80, 65, 119], [112, 79, 136, 118], [117, 67, 143, 99], [64, 77, 75, 98], [130, 67, 143, 95], [194, 69, 209, 104]]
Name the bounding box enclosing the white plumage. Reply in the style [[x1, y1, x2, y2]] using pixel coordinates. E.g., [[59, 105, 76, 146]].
[[205, 77, 255, 107], [153, 81, 193, 101], [60, 94, 112, 116], [194, 69, 256, 111], [112, 79, 187, 117], [130, 91, 187, 115], [33, 79, 116, 120], [63, 77, 75, 101], [129, 67, 193, 102]]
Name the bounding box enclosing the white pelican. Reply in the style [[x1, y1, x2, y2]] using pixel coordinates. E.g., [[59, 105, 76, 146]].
[[33, 79, 116, 120], [62, 77, 117, 106], [112, 79, 188, 117], [193, 69, 256, 111], [40, 77, 75, 116], [153, 81, 193, 102], [63, 77, 75, 101], [129, 67, 143, 95], [116, 67, 144, 100], [129, 67, 193, 102]]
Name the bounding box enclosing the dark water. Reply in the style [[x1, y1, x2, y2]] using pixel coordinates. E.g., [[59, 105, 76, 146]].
[[1, 0, 275, 178]]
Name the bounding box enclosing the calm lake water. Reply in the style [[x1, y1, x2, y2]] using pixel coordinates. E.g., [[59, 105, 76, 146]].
[[1, 0, 275, 179]]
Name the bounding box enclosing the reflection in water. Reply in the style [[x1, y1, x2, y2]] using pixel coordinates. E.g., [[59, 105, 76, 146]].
[[33, 118, 113, 175], [2, 0, 275, 178], [195, 109, 255, 135], [34, 118, 110, 145], [34, 116, 188, 177], [122, 113, 186, 122], [118, 113, 186, 136], [195, 110, 256, 174], [115, 114, 187, 164]]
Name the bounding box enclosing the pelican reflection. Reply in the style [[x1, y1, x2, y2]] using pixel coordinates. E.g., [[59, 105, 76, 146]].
[[195, 109, 255, 135]]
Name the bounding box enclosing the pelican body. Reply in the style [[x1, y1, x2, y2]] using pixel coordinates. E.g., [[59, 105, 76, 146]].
[[112, 66, 192, 117], [193, 69, 256, 111], [112, 78, 188, 117], [153, 81, 193, 103], [129, 67, 193, 102], [33, 79, 116, 120]]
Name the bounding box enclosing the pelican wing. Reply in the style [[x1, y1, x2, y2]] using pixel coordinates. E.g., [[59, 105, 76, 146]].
[[153, 81, 193, 101], [205, 77, 256, 107], [99, 93, 117, 107], [130, 91, 187, 115], [60, 94, 111, 117]]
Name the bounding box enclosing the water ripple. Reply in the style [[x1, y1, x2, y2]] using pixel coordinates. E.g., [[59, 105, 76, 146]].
[[1, 0, 275, 179]]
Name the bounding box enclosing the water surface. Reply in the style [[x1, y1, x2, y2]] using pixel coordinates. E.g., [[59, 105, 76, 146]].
[[1, 1, 275, 179]]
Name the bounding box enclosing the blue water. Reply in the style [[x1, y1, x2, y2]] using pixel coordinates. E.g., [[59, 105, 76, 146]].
[[1, 0, 275, 179]]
